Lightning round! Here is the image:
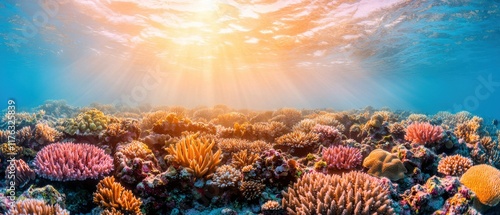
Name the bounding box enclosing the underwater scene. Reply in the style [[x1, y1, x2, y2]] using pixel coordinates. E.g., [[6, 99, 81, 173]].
[[1, 0, 500, 215]]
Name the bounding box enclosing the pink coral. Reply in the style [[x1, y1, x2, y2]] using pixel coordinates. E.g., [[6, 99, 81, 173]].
[[405, 122, 444, 144], [322, 145, 362, 170], [35, 142, 113, 181], [5, 159, 35, 188]]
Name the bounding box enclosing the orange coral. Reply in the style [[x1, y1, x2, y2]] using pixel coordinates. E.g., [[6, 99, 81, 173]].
[[437, 155, 473, 176], [93, 176, 142, 214], [166, 134, 222, 178], [275, 131, 319, 148], [261, 200, 283, 215], [9, 199, 69, 215], [212, 112, 248, 127], [218, 138, 271, 154], [460, 164, 500, 207], [363, 149, 407, 181], [34, 123, 61, 144], [231, 150, 260, 169], [454, 116, 482, 144]]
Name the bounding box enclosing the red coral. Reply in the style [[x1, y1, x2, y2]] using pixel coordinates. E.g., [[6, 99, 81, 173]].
[[35, 142, 113, 181], [405, 122, 444, 144], [322, 145, 362, 170]]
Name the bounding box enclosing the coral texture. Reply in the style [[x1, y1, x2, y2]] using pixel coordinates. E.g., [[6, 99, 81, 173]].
[[282, 171, 394, 215], [362, 149, 407, 181], [239, 180, 265, 200], [166, 134, 222, 178], [231, 150, 260, 169], [93, 176, 142, 214], [114, 140, 159, 184], [9, 199, 69, 215], [261, 200, 284, 215], [322, 145, 362, 170], [437, 155, 473, 176], [35, 142, 113, 181], [460, 164, 500, 206], [405, 122, 444, 144], [211, 165, 242, 188], [5, 159, 35, 188], [34, 123, 61, 145]]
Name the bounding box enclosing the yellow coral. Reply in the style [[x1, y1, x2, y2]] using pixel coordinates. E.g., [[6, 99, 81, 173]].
[[460, 164, 500, 207], [363, 149, 407, 181], [34, 123, 61, 144], [93, 176, 142, 214], [231, 150, 260, 169], [166, 134, 222, 178], [454, 116, 483, 143]]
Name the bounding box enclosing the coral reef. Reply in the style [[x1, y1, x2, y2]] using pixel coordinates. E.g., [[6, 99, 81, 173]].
[[363, 149, 407, 181], [321, 145, 362, 171], [93, 176, 143, 214], [239, 180, 265, 200], [460, 164, 500, 207], [35, 142, 113, 181], [437, 155, 473, 176], [405, 122, 444, 145], [231, 150, 260, 169], [282, 171, 395, 215], [211, 165, 242, 188], [64, 109, 110, 135], [166, 134, 222, 178], [9, 199, 69, 215], [5, 159, 35, 188], [114, 140, 159, 184], [34, 122, 62, 145]]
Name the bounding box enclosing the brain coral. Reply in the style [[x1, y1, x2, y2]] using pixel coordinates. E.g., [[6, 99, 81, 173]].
[[363, 149, 407, 181], [437, 155, 473, 176], [35, 142, 113, 181], [282, 171, 395, 215], [460, 164, 500, 207], [405, 122, 444, 145]]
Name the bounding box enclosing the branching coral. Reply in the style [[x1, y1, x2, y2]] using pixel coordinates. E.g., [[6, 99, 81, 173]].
[[454, 116, 483, 144], [239, 180, 265, 200], [322, 145, 362, 170], [218, 138, 271, 154], [166, 134, 222, 178], [211, 165, 242, 188], [93, 176, 142, 214], [282, 171, 395, 215], [437, 155, 473, 176], [231, 149, 260, 169], [114, 140, 159, 184], [460, 164, 500, 207], [9, 199, 69, 215], [363, 149, 407, 181], [34, 123, 61, 145], [250, 121, 289, 142], [311, 124, 342, 145], [211, 112, 248, 127], [5, 159, 35, 188], [35, 142, 113, 181], [271, 108, 303, 128], [275, 131, 319, 148], [405, 122, 444, 145]]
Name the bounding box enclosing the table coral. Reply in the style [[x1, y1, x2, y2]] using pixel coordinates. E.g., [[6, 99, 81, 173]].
[[363, 149, 407, 181], [322, 145, 362, 170], [405, 122, 444, 145]]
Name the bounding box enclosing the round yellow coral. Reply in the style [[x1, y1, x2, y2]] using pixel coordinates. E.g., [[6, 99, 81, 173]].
[[460, 164, 500, 207]]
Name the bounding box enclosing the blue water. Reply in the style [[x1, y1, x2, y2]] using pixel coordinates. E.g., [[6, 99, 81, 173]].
[[1, 0, 499, 118]]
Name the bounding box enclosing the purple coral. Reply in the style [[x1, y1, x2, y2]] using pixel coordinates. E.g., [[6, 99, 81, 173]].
[[322, 145, 362, 170], [35, 142, 113, 181], [311, 124, 342, 145]]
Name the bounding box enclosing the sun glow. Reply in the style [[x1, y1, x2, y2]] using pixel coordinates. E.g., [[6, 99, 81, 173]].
[[35, 0, 412, 108]]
